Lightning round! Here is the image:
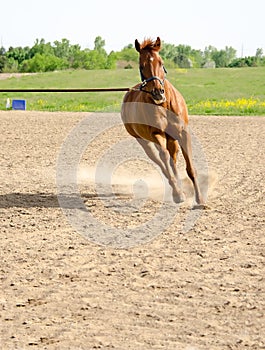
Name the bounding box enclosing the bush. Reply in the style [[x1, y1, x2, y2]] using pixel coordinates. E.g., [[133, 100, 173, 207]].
[[21, 53, 68, 72], [2, 57, 19, 72]]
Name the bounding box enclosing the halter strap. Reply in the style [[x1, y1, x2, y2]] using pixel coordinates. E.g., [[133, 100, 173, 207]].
[[139, 65, 167, 93], [139, 66, 167, 95], [141, 76, 164, 88], [140, 65, 167, 81]]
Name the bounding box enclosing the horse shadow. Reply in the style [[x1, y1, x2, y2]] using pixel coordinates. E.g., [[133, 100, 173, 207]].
[[0, 192, 114, 209]]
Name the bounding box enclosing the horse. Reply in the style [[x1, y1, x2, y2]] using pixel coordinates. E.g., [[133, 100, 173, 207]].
[[121, 37, 204, 206]]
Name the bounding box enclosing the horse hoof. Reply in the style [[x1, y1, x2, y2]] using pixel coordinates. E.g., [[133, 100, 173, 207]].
[[173, 192, 186, 204], [192, 203, 210, 210]]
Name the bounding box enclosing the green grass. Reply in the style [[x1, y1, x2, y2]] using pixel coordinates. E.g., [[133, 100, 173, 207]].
[[1, 67, 265, 115]]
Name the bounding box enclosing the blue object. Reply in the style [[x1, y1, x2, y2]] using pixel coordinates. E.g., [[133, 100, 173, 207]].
[[12, 99, 26, 110]]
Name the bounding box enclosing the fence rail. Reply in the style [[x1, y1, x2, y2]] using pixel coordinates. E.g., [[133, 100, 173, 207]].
[[0, 88, 130, 93]]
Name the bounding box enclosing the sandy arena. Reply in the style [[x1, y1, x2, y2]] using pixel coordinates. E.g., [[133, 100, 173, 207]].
[[0, 110, 264, 349]]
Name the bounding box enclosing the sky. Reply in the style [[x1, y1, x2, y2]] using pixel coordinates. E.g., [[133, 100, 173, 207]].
[[0, 0, 264, 57]]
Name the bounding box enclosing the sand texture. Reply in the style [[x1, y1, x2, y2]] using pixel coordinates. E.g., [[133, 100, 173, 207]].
[[0, 111, 264, 349]]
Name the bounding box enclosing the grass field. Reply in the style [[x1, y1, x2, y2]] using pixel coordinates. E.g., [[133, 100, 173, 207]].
[[1, 67, 265, 115]]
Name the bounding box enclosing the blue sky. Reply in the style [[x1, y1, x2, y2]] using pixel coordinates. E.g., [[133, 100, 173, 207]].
[[1, 0, 264, 57]]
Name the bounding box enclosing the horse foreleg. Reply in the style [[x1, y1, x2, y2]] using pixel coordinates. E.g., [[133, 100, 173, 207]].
[[152, 134, 185, 203], [179, 128, 204, 205], [166, 137, 181, 179], [136, 138, 167, 176]]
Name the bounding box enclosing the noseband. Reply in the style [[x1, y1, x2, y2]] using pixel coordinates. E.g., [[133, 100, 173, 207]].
[[139, 66, 167, 96]]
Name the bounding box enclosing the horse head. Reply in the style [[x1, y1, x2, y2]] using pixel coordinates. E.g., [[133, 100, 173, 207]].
[[135, 37, 167, 105]]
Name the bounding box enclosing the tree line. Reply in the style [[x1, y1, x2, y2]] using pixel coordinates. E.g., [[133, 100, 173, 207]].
[[0, 36, 264, 73]]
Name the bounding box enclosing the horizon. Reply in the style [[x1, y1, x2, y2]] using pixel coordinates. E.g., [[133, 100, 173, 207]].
[[0, 36, 261, 59]]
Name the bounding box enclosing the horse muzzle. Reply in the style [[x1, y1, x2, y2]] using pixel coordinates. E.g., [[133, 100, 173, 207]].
[[139, 76, 166, 104], [151, 88, 166, 104]]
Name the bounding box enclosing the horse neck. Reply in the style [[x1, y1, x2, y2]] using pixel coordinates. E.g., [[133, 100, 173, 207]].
[[164, 80, 189, 123]]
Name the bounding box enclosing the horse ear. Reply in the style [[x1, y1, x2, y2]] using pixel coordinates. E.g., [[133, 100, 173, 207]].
[[155, 37, 161, 51], [135, 39, 141, 52]]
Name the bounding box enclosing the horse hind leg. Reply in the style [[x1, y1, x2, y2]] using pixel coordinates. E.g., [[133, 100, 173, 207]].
[[179, 128, 204, 205]]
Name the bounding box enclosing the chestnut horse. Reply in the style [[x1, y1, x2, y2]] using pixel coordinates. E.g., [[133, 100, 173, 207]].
[[121, 37, 204, 205]]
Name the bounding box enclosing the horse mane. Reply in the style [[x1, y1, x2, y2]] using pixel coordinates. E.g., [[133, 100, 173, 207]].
[[140, 38, 160, 51]]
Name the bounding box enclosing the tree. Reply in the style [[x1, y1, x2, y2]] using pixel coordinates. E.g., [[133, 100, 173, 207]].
[[211, 50, 227, 67], [160, 43, 203, 68], [0, 36, 263, 72], [203, 45, 217, 61], [29, 38, 53, 58], [105, 51, 117, 69], [2, 57, 18, 72], [68, 49, 89, 69], [117, 45, 138, 62], [53, 38, 71, 58], [94, 36, 106, 53], [160, 42, 177, 61], [84, 50, 108, 69], [190, 49, 204, 68], [6, 46, 31, 65], [173, 53, 192, 68], [67, 44, 82, 68], [224, 46, 237, 66], [256, 48, 263, 59], [255, 48, 264, 66], [204, 45, 236, 67], [0, 46, 6, 72]]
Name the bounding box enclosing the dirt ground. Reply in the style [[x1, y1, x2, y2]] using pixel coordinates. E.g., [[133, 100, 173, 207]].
[[0, 73, 37, 80], [0, 110, 264, 349]]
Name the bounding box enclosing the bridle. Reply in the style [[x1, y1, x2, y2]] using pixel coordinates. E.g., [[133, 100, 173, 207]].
[[139, 65, 167, 96]]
